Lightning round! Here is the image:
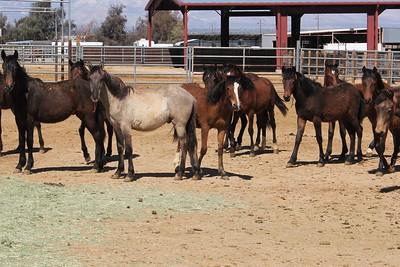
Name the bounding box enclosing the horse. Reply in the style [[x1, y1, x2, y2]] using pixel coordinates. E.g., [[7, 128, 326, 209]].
[[202, 67, 248, 151], [281, 66, 364, 167], [69, 59, 114, 160], [223, 64, 288, 156], [180, 71, 240, 179], [373, 89, 400, 176], [0, 71, 45, 156], [323, 61, 349, 161], [1, 50, 105, 174], [88, 64, 200, 182]]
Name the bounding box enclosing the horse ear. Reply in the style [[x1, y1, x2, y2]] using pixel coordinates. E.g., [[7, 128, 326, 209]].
[[79, 59, 85, 66], [99, 63, 104, 69], [362, 66, 366, 73], [1, 50, 5, 61], [14, 50, 18, 60], [373, 66, 378, 73], [325, 61, 329, 67], [68, 59, 73, 67], [334, 63, 339, 68], [281, 66, 286, 72]]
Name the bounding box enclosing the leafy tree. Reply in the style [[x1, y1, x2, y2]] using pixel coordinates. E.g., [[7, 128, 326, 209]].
[[97, 4, 127, 45], [169, 22, 183, 43]]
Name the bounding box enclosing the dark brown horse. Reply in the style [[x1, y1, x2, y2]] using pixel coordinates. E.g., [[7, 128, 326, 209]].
[[69, 59, 114, 160], [0, 71, 44, 156], [223, 64, 288, 156], [1, 50, 105, 173], [181, 72, 241, 178], [373, 89, 400, 176], [282, 66, 364, 167]]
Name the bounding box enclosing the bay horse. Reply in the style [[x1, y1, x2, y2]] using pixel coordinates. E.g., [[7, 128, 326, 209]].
[[69, 59, 114, 160], [180, 72, 240, 179], [373, 89, 400, 176], [202, 67, 248, 151], [88, 65, 200, 182], [282, 66, 364, 167], [1, 50, 105, 173], [223, 64, 288, 156], [0, 71, 44, 156]]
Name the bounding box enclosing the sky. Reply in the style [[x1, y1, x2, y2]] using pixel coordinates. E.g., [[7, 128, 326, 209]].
[[2, 0, 400, 33]]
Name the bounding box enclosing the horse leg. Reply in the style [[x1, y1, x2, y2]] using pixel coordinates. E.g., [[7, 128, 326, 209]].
[[324, 121, 335, 162], [345, 126, 356, 165], [35, 122, 45, 153], [123, 132, 135, 182], [374, 132, 389, 176], [105, 118, 113, 157], [78, 121, 91, 163], [198, 127, 209, 171], [269, 109, 278, 153], [356, 124, 363, 162], [339, 121, 348, 160], [174, 125, 187, 181], [229, 113, 240, 157], [217, 128, 227, 179], [83, 115, 105, 172], [313, 118, 325, 167], [388, 131, 400, 173], [236, 113, 247, 150], [14, 116, 27, 172], [366, 139, 375, 157], [173, 141, 181, 170], [112, 126, 125, 179], [366, 116, 377, 157], [24, 116, 35, 174], [248, 112, 256, 157], [287, 116, 307, 167], [0, 109, 2, 156]]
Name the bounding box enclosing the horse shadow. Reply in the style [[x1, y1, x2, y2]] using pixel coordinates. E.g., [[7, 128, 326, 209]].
[[31, 165, 116, 174], [0, 147, 52, 156], [104, 154, 140, 163], [368, 165, 400, 176], [234, 148, 288, 157], [380, 185, 400, 193], [200, 167, 253, 180]]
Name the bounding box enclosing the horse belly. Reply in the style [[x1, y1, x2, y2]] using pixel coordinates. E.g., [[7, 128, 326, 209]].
[[129, 105, 170, 131]]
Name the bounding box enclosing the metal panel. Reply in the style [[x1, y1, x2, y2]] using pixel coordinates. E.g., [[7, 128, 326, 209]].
[[382, 28, 400, 44]]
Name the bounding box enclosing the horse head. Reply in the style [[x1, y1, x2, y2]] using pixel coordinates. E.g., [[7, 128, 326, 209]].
[[225, 76, 242, 111], [223, 64, 242, 79], [1, 50, 20, 93], [362, 66, 385, 104], [374, 89, 396, 136], [281, 66, 298, 102], [324, 61, 339, 86], [69, 59, 89, 80], [202, 66, 223, 90], [88, 63, 105, 103]]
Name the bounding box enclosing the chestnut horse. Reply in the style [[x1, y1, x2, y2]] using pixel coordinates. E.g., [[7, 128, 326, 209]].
[[0, 71, 44, 156], [69, 59, 114, 161], [1, 50, 105, 173], [373, 89, 400, 176], [282, 66, 364, 167], [181, 71, 239, 178], [223, 64, 288, 156]]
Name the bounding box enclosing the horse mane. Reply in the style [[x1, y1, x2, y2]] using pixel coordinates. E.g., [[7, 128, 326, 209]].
[[375, 89, 394, 105], [207, 79, 226, 104], [104, 71, 133, 99], [240, 75, 256, 91], [298, 72, 322, 96]]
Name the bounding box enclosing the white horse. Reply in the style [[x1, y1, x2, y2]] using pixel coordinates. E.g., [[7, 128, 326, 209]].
[[88, 65, 200, 182]]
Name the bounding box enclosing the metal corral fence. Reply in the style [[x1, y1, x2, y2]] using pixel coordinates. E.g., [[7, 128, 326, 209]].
[[0, 44, 399, 86]]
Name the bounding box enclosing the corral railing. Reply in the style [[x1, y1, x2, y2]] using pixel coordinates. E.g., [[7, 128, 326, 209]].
[[0, 43, 399, 86]]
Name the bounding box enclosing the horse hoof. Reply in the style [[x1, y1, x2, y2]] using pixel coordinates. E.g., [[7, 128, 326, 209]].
[[273, 149, 279, 154], [230, 152, 235, 158], [388, 166, 395, 173], [85, 156, 91, 164], [376, 171, 384, 177], [39, 148, 46, 154], [220, 175, 229, 180], [124, 176, 135, 182], [174, 174, 183, 181], [249, 151, 256, 157], [253, 145, 260, 152], [23, 169, 32, 175], [317, 162, 325, 167], [366, 148, 374, 157], [235, 145, 242, 151], [192, 174, 202, 181], [0, 152, 3, 157], [345, 160, 354, 165], [286, 162, 297, 168], [13, 168, 22, 174]]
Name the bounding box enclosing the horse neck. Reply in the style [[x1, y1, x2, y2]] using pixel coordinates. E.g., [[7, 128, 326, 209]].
[[324, 75, 340, 86], [14, 67, 30, 97], [100, 74, 121, 113], [294, 76, 315, 104]]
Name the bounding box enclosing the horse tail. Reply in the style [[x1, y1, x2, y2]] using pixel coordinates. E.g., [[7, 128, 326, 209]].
[[358, 97, 366, 122], [186, 102, 198, 152], [273, 88, 288, 116]]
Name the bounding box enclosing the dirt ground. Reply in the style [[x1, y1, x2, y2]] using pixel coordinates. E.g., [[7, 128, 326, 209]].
[[1, 103, 400, 266]]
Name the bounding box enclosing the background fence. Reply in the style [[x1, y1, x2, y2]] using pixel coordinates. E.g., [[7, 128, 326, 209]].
[[0, 44, 399, 86]]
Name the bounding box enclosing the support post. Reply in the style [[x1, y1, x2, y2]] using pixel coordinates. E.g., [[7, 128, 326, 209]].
[[148, 10, 153, 47], [221, 8, 230, 47], [367, 7, 378, 51], [276, 9, 288, 70], [183, 7, 188, 48], [290, 15, 301, 48]]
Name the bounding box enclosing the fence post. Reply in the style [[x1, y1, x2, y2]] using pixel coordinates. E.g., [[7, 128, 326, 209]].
[[315, 50, 320, 80], [295, 40, 301, 71], [352, 51, 357, 83], [389, 50, 393, 85], [133, 46, 137, 87], [190, 47, 195, 83], [54, 42, 58, 81], [307, 50, 311, 75], [242, 47, 246, 71]]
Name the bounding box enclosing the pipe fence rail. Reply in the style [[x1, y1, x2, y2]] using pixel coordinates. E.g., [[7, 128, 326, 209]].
[[0, 44, 398, 86]]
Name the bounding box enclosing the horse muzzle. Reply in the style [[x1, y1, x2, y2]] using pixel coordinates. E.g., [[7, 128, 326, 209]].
[[284, 96, 291, 102], [90, 96, 99, 103], [232, 103, 240, 111], [5, 85, 14, 93]]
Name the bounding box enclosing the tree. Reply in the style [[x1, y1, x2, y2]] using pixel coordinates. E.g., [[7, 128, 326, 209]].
[[168, 23, 183, 43], [97, 4, 127, 45]]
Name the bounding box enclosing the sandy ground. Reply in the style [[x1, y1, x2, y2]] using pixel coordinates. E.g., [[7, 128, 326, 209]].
[[1, 103, 400, 266]]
